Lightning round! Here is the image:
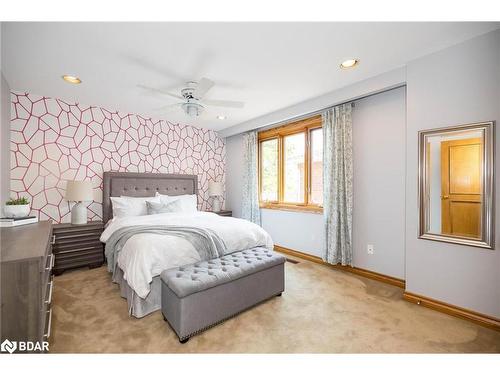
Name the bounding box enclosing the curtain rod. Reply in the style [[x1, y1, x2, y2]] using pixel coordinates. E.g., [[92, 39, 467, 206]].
[[257, 84, 406, 133]]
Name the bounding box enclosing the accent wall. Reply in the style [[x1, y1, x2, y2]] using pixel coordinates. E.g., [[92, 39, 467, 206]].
[[9, 91, 225, 223]]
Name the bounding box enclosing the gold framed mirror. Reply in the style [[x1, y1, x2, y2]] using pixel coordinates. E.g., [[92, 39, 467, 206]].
[[418, 121, 495, 249]]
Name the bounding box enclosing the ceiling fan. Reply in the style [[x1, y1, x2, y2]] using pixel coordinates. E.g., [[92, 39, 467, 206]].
[[138, 77, 244, 118]]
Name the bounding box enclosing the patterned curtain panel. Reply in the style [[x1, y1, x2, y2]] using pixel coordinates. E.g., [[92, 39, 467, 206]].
[[241, 131, 261, 225], [322, 103, 353, 266]]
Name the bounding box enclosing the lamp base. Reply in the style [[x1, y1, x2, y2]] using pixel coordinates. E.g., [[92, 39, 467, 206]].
[[212, 197, 221, 212], [71, 202, 88, 225]]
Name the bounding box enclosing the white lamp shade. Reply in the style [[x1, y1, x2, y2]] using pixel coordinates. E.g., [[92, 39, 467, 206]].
[[208, 181, 223, 196], [65, 180, 94, 202]]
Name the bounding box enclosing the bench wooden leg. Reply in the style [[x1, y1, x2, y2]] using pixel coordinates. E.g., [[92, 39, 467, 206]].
[[179, 337, 189, 344]]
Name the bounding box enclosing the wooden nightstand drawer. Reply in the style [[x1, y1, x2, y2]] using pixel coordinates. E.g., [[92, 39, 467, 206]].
[[54, 240, 102, 253], [52, 221, 104, 275], [53, 231, 101, 243], [56, 252, 103, 268]]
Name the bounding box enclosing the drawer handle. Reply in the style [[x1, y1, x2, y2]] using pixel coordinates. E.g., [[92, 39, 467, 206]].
[[43, 308, 53, 339], [45, 278, 54, 305], [51, 234, 56, 245], [45, 254, 54, 271]]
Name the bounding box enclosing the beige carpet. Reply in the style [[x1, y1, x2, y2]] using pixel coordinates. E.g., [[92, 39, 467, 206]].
[[50, 258, 500, 353]]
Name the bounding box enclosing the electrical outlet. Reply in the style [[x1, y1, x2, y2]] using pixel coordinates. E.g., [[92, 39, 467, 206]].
[[367, 244, 374, 255]]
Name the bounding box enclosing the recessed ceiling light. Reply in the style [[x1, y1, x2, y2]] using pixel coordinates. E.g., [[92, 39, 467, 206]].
[[340, 59, 359, 69], [217, 115, 226, 120], [62, 75, 82, 84]]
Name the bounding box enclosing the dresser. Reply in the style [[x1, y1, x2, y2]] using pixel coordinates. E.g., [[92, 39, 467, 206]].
[[52, 221, 104, 275], [1, 221, 54, 350]]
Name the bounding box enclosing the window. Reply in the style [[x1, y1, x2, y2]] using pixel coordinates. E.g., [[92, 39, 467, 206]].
[[258, 115, 323, 212], [283, 132, 305, 203], [260, 138, 279, 202]]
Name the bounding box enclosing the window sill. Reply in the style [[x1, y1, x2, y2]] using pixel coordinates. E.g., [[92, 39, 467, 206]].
[[259, 203, 323, 214]]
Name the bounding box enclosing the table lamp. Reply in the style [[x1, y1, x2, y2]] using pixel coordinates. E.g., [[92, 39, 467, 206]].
[[65, 180, 93, 224], [208, 181, 223, 212]]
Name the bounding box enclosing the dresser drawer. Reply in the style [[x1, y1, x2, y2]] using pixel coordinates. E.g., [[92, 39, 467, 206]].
[[42, 251, 55, 274], [41, 268, 53, 305], [40, 304, 52, 346], [39, 227, 54, 273], [40, 274, 54, 316]]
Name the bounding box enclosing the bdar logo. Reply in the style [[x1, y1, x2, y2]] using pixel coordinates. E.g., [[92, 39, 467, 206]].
[[1, 339, 17, 354]]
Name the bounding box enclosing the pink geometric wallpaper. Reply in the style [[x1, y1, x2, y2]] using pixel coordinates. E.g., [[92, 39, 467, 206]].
[[10, 91, 225, 223]]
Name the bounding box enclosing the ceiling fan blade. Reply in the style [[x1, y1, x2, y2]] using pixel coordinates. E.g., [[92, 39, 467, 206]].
[[154, 103, 183, 112], [193, 77, 214, 98], [203, 99, 245, 108], [137, 84, 183, 100]]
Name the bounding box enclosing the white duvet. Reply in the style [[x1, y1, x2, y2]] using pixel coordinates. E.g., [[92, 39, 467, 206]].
[[100, 211, 274, 299]]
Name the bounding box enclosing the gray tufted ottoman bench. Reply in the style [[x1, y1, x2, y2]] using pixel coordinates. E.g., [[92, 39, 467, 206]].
[[160, 247, 285, 343]]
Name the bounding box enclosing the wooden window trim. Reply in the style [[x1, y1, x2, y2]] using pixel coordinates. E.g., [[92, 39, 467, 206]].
[[258, 115, 323, 213]]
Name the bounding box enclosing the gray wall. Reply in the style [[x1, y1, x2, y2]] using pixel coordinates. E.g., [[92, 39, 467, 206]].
[[0, 71, 10, 213], [405, 29, 500, 317], [221, 68, 405, 138], [352, 87, 406, 279], [261, 209, 324, 257], [226, 86, 407, 277], [226, 29, 500, 317]]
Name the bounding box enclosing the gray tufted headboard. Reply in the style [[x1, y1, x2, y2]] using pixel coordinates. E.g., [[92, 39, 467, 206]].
[[102, 172, 198, 224]]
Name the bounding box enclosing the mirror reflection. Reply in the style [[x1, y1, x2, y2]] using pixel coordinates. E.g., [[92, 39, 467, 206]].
[[419, 121, 494, 249], [426, 129, 483, 238]]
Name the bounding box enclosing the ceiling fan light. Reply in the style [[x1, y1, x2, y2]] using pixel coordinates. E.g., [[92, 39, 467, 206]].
[[182, 102, 203, 117]]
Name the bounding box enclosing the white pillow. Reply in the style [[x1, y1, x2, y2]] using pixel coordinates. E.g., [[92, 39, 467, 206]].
[[155, 192, 198, 213], [146, 200, 185, 215], [110, 196, 160, 218]]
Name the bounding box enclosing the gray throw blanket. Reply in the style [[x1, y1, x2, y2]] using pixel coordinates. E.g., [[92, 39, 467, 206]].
[[104, 225, 227, 274]]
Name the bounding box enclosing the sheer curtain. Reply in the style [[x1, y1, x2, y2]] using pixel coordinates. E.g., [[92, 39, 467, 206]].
[[241, 131, 261, 225], [322, 103, 353, 266]]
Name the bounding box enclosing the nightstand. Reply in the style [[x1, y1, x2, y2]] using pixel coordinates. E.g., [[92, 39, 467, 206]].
[[52, 221, 104, 275], [209, 210, 232, 217]]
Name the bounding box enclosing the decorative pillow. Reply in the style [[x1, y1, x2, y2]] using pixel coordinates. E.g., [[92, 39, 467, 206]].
[[155, 192, 198, 213], [110, 196, 160, 218], [146, 200, 185, 215]]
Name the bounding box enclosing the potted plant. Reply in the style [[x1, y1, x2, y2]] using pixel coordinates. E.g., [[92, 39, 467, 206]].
[[3, 197, 31, 218]]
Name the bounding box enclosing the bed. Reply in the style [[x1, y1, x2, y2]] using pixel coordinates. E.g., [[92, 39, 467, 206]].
[[100, 172, 273, 318]]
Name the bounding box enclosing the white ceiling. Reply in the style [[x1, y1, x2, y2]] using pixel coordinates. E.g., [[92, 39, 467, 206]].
[[2, 22, 498, 132]]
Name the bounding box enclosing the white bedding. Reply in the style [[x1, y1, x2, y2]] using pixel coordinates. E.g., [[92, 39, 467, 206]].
[[100, 212, 273, 299]]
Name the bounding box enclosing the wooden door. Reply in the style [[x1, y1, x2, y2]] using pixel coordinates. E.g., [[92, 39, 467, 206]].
[[441, 138, 482, 238]]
